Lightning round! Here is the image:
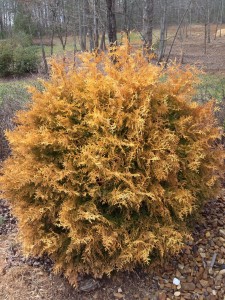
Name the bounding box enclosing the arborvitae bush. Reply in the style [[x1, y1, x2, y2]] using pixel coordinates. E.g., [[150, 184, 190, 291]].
[[1, 45, 224, 285]]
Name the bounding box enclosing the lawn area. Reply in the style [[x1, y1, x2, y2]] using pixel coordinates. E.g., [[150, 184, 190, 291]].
[[0, 78, 43, 105], [0, 81, 30, 105], [34, 30, 152, 57], [37, 30, 163, 57], [195, 74, 225, 103]]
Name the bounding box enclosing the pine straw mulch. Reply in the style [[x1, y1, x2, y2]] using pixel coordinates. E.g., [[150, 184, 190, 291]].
[[0, 194, 225, 300]]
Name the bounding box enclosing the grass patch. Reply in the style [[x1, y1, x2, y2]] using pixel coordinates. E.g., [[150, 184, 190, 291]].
[[194, 74, 225, 103], [0, 81, 30, 105], [194, 74, 225, 127], [0, 79, 43, 105]]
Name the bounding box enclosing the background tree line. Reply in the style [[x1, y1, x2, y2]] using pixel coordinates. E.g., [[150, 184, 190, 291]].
[[0, 0, 225, 72]]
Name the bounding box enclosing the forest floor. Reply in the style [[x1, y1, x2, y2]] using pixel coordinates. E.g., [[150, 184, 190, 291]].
[[1, 196, 225, 300], [1, 24, 225, 81], [162, 24, 225, 74], [29, 24, 225, 75]]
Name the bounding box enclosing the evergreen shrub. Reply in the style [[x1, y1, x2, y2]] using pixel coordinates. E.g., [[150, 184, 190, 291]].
[[1, 45, 224, 285], [0, 41, 14, 76], [0, 35, 39, 76]]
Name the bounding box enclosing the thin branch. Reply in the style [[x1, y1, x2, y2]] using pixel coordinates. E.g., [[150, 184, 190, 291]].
[[164, 0, 192, 68]]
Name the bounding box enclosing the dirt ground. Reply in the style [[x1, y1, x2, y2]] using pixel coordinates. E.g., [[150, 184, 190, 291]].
[[164, 24, 225, 74], [1, 195, 225, 300]]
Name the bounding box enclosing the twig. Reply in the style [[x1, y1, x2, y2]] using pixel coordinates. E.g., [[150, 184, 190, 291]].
[[164, 0, 192, 68]]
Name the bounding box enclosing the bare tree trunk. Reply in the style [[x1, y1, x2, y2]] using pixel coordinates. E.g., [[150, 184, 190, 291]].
[[165, 0, 192, 67], [55, 1, 69, 51], [35, 3, 48, 74], [221, 0, 224, 26], [73, 33, 77, 54], [100, 30, 106, 50], [158, 0, 167, 63], [78, 0, 86, 51], [204, 22, 207, 54], [49, 1, 57, 55], [0, 11, 3, 38], [186, 23, 188, 38], [93, 0, 99, 48], [207, 0, 211, 43], [58, 29, 68, 51], [85, 1, 94, 51], [73, 1, 77, 56], [214, 0, 224, 40], [143, 0, 154, 55], [37, 27, 48, 74], [123, 0, 130, 40], [106, 0, 117, 45], [214, 3, 221, 39], [50, 28, 54, 55], [189, 2, 192, 37]]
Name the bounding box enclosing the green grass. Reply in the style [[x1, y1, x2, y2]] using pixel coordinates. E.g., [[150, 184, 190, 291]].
[[193, 74, 225, 127], [35, 36, 80, 58], [0, 81, 29, 105], [0, 79, 42, 105], [44, 37, 76, 57], [36, 30, 161, 57], [194, 74, 225, 103]]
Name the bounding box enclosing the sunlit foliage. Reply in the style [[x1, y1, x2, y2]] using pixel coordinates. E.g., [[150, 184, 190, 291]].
[[1, 44, 224, 286]]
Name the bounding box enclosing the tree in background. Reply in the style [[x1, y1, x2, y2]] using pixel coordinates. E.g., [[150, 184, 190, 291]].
[[1, 0, 225, 59], [14, 2, 35, 35], [143, 0, 154, 55], [157, 0, 168, 62], [106, 0, 117, 45]]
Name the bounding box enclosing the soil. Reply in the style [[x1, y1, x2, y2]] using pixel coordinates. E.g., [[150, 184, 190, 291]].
[[1, 194, 225, 300], [164, 24, 225, 74]]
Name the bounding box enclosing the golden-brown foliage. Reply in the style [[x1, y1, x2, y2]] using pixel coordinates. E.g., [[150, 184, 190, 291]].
[[1, 45, 224, 286]]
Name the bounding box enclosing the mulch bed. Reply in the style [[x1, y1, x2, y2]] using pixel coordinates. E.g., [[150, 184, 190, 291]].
[[0, 194, 225, 300]]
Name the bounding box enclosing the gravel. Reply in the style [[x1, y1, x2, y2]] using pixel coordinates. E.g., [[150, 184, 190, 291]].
[[0, 195, 225, 299]]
